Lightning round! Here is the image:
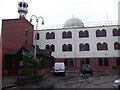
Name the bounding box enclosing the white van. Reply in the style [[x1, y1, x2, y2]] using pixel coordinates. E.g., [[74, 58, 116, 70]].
[[53, 62, 66, 75]]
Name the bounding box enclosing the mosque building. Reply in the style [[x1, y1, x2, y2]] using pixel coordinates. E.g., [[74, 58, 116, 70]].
[[34, 2, 120, 70], [1, 1, 120, 76]]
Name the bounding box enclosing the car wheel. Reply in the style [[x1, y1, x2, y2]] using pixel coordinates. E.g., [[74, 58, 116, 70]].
[[54, 73, 56, 76], [118, 85, 120, 89]]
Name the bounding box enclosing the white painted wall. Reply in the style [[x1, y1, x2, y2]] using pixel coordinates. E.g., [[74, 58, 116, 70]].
[[35, 25, 119, 58]]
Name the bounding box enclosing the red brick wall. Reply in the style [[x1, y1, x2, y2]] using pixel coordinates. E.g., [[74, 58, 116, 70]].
[[1, 18, 34, 75], [55, 57, 118, 71], [2, 18, 33, 50]]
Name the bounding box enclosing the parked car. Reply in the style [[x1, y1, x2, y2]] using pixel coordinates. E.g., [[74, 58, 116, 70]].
[[53, 62, 66, 76], [80, 64, 93, 76], [113, 79, 120, 89]]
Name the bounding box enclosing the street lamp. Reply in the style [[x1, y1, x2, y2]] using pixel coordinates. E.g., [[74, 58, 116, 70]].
[[30, 15, 44, 59]]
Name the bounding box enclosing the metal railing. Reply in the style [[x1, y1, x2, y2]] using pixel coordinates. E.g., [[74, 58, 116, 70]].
[[39, 20, 118, 30]]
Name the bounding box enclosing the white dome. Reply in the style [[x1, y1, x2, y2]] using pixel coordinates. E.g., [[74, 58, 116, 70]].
[[64, 17, 84, 28]]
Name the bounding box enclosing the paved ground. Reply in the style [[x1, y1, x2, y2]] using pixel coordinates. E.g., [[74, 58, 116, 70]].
[[2, 70, 120, 89]]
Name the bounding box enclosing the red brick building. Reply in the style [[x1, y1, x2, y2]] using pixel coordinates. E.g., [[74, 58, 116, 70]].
[[1, 1, 54, 75], [1, 17, 34, 75]]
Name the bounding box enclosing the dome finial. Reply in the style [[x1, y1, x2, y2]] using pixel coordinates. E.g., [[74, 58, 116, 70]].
[[72, 14, 74, 18]]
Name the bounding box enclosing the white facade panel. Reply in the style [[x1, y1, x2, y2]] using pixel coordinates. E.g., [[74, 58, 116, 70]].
[[35, 25, 119, 58]]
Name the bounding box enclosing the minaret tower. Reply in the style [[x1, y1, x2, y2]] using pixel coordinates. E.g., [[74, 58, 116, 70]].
[[18, 1, 28, 18]]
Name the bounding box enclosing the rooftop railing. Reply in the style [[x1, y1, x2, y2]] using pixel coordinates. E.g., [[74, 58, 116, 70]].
[[38, 20, 118, 30]]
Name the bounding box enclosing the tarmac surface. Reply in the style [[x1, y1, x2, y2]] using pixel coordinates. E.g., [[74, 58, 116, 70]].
[[2, 70, 120, 89]]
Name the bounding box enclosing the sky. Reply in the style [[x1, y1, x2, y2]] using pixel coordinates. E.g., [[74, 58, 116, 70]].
[[0, 0, 120, 30]]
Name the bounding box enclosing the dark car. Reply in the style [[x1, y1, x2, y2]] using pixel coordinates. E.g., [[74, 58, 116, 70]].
[[80, 64, 93, 75]]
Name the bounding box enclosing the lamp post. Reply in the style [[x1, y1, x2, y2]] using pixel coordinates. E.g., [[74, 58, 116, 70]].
[[30, 15, 44, 59]]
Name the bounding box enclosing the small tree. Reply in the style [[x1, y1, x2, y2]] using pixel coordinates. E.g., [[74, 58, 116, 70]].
[[22, 51, 40, 75]]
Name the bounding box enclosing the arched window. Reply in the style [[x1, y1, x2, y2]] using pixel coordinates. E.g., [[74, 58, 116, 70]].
[[102, 42, 108, 50], [84, 30, 89, 37], [79, 43, 84, 51], [97, 43, 102, 50], [46, 32, 50, 39], [96, 30, 101, 37], [79, 31, 83, 38], [51, 32, 55, 39], [36, 33, 40, 40], [118, 28, 120, 36], [19, 2, 22, 7], [62, 44, 67, 51], [62, 31, 66, 39], [51, 44, 55, 52], [85, 43, 90, 51], [101, 29, 106, 37], [68, 31, 72, 38], [113, 28, 118, 36], [25, 29, 28, 37], [68, 44, 72, 51], [114, 42, 120, 50], [46, 45, 50, 49], [23, 3, 26, 7]]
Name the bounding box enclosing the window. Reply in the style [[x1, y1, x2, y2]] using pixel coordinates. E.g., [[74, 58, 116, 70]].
[[23, 3, 26, 7], [68, 44, 72, 51], [96, 30, 101, 37], [86, 58, 90, 64], [80, 60, 85, 65], [116, 58, 120, 66], [102, 42, 108, 50], [62, 44, 72, 51], [96, 29, 107, 37], [98, 58, 103, 66], [64, 59, 68, 66], [68, 31, 72, 38], [79, 30, 89, 38], [51, 44, 55, 52], [62, 31, 72, 39], [118, 28, 120, 35], [101, 29, 106, 37], [79, 31, 83, 38], [36, 33, 40, 40], [62, 44, 67, 51], [97, 42, 108, 50], [46, 32, 50, 39], [114, 42, 120, 50], [69, 59, 74, 66], [46, 45, 50, 49], [62, 31, 66, 39], [85, 43, 90, 51], [79, 43, 90, 51], [46, 32, 55, 39], [79, 43, 84, 51], [84, 30, 89, 37], [19, 2, 22, 7], [98, 58, 109, 66], [45, 44, 55, 52], [25, 29, 28, 37], [113, 28, 118, 36], [104, 58, 109, 66], [51, 32, 55, 39], [97, 43, 102, 50]]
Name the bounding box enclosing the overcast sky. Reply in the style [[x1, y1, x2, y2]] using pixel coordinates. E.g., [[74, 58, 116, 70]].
[[0, 0, 120, 30]]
